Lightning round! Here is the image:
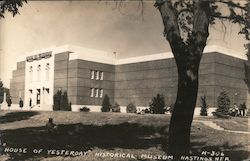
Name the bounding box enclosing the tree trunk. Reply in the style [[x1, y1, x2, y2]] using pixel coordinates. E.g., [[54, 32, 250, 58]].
[[155, 1, 210, 157], [168, 53, 201, 157]]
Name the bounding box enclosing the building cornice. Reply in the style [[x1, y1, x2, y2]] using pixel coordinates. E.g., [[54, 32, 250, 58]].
[[16, 44, 247, 65]]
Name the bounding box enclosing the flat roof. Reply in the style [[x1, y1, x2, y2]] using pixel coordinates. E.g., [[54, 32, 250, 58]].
[[16, 44, 247, 66]]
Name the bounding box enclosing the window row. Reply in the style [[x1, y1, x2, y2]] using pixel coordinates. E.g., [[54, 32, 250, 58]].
[[90, 88, 103, 98], [29, 63, 50, 82], [90, 70, 103, 80]]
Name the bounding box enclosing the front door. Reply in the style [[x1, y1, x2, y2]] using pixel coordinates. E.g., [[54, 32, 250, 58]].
[[37, 89, 41, 104]]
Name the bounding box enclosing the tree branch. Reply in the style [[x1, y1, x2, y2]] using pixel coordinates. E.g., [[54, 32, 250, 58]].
[[213, 0, 247, 12], [156, 0, 187, 59], [0, 0, 27, 18], [190, 0, 210, 54]]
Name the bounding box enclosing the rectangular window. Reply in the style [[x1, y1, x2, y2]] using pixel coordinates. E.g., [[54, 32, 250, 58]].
[[90, 88, 94, 97], [95, 88, 99, 98], [90, 70, 95, 79], [99, 89, 103, 98], [100, 71, 103, 80], [29, 66, 33, 82], [37, 65, 41, 82], [95, 71, 99, 80], [45, 63, 50, 81]]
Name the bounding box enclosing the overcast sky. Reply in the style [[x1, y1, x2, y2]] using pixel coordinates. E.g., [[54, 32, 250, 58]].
[[0, 1, 248, 87]]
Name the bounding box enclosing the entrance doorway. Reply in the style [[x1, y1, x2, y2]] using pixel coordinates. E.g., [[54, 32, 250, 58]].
[[37, 89, 41, 104]]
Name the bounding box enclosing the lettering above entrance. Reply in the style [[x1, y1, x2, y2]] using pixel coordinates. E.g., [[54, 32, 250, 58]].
[[26, 51, 52, 62]]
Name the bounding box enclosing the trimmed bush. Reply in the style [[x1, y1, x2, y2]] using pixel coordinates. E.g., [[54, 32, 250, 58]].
[[126, 103, 137, 113], [80, 106, 90, 112], [200, 95, 208, 116], [60, 91, 71, 111], [216, 91, 231, 115], [6, 95, 12, 107], [144, 108, 151, 113], [149, 94, 165, 114], [4, 88, 12, 107], [53, 90, 62, 111], [111, 102, 120, 112], [0, 81, 4, 104], [53, 90, 71, 111], [19, 98, 23, 108], [101, 94, 111, 112], [167, 103, 174, 114]]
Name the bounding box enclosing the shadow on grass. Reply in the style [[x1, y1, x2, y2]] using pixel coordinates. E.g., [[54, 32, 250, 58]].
[[0, 111, 39, 124], [1, 121, 249, 161], [1, 122, 168, 161]]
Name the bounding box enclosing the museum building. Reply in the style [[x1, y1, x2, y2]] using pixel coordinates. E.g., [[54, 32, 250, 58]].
[[8, 45, 249, 114]]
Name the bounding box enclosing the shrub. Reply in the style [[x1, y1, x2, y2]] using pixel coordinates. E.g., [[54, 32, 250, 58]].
[[19, 98, 23, 108], [5, 89, 12, 107], [6, 95, 12, 107], [200, 95, 208, 116], [53, 90, 62, 111], [144, 108, 151, 113], [166, 103, 174, 114], [126, 103, 137, 113], [60, 91, 71, 111], [216, 91, 231, 115], [149, 94, 165, 114], [53, 90, 71, 111], [0, 81, 4, 104], [101, 94, 111, 112], [111, 102, 120, 112], [79, 106, 90, 112]]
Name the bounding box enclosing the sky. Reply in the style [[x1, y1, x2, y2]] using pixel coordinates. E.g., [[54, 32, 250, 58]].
[[0, 1, 248, 87]]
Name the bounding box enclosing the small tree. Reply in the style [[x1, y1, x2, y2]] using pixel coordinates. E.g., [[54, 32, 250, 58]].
[[60, 91, 71, 111], [0, 81, 4, 104], [216, 91, 231, 115], [200, 95, 208, 116], [53, 90, 71, 111], [126, 103, 137, 113], [4, 88, 12, 107], [149, 94, 165, 114], [53, 90, 62, 111], [6, 96, 12, 107], [101, 94, 111, 112]]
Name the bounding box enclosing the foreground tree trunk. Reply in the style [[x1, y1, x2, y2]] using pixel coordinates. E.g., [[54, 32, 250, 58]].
[[156, 0, 210, 157], [169, 52, 201, 156]]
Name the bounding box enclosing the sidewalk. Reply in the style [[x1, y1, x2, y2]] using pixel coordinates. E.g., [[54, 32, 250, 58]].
[[196, 120, 250, 134]]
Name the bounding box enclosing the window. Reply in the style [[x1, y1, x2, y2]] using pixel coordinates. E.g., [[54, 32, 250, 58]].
[[29, 66, 33, 82], [90, 88, 94, 97], [99, 89, 103, 98], [37, 65, 41, 81], [45, 63, 50, 81], [95, 88, 99, 98], [90, 70, 95, 79], [100, 71, 104, 80], [95, 71, 99, 80], [90, 70, 103, 81]]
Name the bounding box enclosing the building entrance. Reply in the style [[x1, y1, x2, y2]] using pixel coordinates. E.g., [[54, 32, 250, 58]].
[[37, 89, 41, 104]]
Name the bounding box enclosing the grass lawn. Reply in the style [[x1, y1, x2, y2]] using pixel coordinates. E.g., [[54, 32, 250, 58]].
[[0, 110, 249, 161], [195, 116, 249, 132]]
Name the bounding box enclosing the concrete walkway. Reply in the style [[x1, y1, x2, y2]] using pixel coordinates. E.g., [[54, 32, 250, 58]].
[[196, 120, 250, 134]]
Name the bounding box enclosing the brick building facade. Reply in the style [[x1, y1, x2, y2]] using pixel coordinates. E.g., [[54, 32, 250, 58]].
[[8, 45, 249, 114]]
